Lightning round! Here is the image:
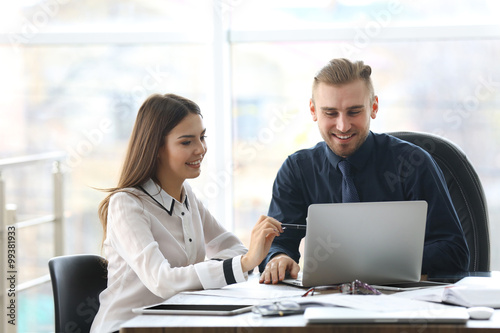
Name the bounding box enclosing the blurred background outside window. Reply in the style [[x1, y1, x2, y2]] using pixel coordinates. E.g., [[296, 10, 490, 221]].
[[1, 1, 499, 331]]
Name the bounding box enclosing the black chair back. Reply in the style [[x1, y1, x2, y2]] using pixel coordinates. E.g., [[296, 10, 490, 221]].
[[48, 254, 108, 333], [389, 131, 490, 272]]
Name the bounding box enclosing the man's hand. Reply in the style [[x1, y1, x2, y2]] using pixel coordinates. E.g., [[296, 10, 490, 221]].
[[259, 253, 300, 284]]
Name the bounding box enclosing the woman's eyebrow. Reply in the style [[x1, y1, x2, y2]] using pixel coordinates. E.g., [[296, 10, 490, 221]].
[[177, 134, 195, 139], [177, 128, 206, 140]]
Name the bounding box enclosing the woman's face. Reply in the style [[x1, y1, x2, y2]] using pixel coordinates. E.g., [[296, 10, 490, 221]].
[[157, 112, 207, 185]]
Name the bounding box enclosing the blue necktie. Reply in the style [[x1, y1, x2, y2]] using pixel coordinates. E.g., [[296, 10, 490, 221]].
[[338, 160, 360, 203]]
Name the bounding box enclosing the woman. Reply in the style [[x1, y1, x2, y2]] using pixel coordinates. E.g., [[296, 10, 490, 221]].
[[91, 93, 282, 333]]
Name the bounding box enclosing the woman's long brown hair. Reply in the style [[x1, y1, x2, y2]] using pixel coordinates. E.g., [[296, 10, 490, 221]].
[[98, 93, 202, 246]]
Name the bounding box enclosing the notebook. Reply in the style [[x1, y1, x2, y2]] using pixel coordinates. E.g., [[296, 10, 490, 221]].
[[283, 201, 428, 288]]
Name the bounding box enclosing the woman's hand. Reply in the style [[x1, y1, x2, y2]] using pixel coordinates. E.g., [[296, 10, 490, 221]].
[[240, 215, 283, 272]]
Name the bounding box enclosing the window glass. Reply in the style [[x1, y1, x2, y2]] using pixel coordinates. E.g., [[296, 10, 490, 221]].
[[18, 283, 54, 333], [3, 1, 213, 34], [230, 0, 500, 30]]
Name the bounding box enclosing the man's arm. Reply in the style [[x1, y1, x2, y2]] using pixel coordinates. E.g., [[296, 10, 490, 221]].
[[258, 158, 308, 274]]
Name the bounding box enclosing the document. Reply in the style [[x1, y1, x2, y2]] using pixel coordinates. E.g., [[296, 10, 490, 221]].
[[295, 293, 459, 313], [181, 278, 305, 299], [392, 276, 500, 308], [442, 277, 500, 308]]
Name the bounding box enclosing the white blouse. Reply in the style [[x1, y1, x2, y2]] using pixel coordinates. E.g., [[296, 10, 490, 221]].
[[91, 179, 248, 333]]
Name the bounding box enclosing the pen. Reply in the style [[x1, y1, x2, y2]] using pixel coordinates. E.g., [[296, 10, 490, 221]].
[[281, 223, 306, 230]]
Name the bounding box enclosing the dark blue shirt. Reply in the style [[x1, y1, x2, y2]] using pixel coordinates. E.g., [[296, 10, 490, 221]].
[[259, 132, 469, 274]]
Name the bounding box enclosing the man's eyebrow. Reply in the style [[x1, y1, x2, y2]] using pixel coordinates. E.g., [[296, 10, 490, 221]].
[[177, 128, 206, 139], [320, 106, 338, 112], [346, 105, 365, 110], [320, 105, 364, 112]]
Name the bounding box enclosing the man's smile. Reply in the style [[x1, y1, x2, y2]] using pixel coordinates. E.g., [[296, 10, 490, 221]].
[[332, 133, 355, 141]]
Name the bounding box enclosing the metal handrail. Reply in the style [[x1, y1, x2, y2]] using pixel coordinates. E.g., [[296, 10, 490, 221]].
[[0, 151, 66, 169], [1, 152, 66, 333], [15, 214, 56, 229]]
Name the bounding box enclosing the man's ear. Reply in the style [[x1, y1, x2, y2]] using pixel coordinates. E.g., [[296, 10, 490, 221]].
[[371, 96, 379, 119], [310, 99, 318, 121]]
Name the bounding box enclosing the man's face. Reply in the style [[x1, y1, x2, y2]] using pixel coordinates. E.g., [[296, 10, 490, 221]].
[[310, 80, 378, 158]]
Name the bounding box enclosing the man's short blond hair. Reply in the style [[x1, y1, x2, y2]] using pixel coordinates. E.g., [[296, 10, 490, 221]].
[[312, 58, 374, 101]]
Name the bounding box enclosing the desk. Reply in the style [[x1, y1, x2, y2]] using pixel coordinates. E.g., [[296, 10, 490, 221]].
[[120, 275, 500, 333]]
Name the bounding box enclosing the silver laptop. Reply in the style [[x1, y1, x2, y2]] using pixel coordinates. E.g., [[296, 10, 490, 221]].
[[284, 201, 428, 287]]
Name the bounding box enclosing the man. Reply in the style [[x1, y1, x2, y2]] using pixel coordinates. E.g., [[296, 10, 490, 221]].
[[259, 58, 469, 284]]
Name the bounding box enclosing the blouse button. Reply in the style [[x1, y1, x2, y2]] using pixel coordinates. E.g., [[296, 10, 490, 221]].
[[189, 238, 192, 242], [181, 212, 185, 216]]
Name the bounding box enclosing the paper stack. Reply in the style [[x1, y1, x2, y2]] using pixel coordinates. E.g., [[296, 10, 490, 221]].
[[442, 277, 500, 308]]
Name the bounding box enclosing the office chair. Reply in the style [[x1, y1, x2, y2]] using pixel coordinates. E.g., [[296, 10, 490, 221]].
[[389, 131, 490, 272], [48, 254, 108, 333]]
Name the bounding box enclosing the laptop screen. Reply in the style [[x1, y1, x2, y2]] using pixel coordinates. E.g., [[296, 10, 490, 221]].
[[301, 201, 428, 287]]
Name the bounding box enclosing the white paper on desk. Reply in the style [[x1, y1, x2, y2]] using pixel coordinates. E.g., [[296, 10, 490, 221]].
[[298, 294, 458, 313], [392, 276, 500, 308], [181, 279, 305, 299], [442, 277, 500, 308], [390, 285, 447, 304]]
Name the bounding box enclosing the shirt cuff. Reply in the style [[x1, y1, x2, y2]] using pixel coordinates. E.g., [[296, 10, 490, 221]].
[[224, 255, 246, 284], [195, 255, 247, 290]]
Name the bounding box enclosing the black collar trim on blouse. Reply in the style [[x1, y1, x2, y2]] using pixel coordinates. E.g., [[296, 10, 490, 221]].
[[137, 185, 178, 216]]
